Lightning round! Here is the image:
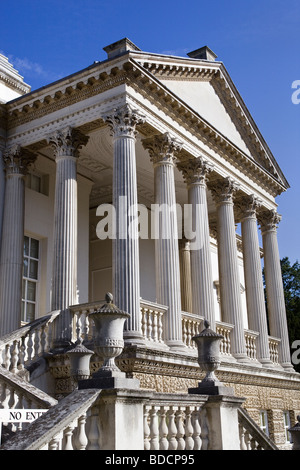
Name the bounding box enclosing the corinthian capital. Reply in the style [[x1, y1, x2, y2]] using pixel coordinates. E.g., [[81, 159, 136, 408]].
[[3, 145, 36, 175], [258, 209, 282, 233], [208, 176, 240, 205], [177, 156, 214, 187], [235, 194, 262, 221], [104, 104, 145, 139], [142, 132, 183, 166], [47, 126, 89, 159]]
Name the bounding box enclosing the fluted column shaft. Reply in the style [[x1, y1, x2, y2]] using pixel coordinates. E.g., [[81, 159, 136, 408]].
[[0, 146, 35, 335], [238, 196, 272, 365], [259, 210, 293, 370], [142, 133, 184, 349], [209, 177, 248, 362], [179, 239, 193, 313], [178, 158, 215, 328], [105, 105, 145, 341], [48, 127, 88, 349], [0, 144, 5, 248]]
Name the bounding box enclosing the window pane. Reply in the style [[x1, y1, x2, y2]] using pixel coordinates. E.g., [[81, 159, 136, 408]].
[[26, 303, 35, 323], [29, 260, 38, 280], [27, 281, 36, 301], [30, 238, 39, 259], [24, 236, 29, 256], [23, 258, 29, 278], [21, 301, 25, 322], [22, 280, 26, 299]]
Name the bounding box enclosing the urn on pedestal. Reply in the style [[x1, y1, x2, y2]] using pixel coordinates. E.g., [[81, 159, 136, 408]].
[[189, 320, 234, 395], [79, 293, 139, 390]]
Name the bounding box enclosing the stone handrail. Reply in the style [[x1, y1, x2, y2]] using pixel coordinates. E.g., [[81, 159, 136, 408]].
[[0, 311, 60, 373], [238, 406, 278, 450], [0, 388, 101, 450]]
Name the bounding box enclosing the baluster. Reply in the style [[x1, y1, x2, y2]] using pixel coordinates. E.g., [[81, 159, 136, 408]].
[[152, 311, 158, 342], [175, 408, 185, 450], [149, 406, 159, 450], [10, 340, 19, 373], [185, 406, 194, 450], [182, 319, 187, 346], [40, 325, 47, 355], [159, 406, 169, 450], [74, 413, 88, 450], [192, 408, 201, 450], [86, 406, 100, 450], [63, 422, 76, 450], [27, 331, 34, 363], [141, 308, 147, 339], [239, 424, 248, 450], [19, 337, 26, 370], [148, 310, 153, 341], [158, 312, 163, 343], [144, 406, 151, 450], [200, 407, 209, 450], [1, 383, 10, 409], [49, 434, 62, 450], [167, 406, 178, 450]]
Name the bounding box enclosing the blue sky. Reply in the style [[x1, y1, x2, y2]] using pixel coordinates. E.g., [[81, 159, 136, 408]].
[[1, 0, 299, 263]]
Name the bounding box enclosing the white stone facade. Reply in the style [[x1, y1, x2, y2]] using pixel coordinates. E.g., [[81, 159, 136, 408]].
[[0, 38, 299, 448]]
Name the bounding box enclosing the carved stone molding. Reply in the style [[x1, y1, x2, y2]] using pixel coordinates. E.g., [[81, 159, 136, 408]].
[[258, 209, 282, 233], [177, 156, 214, 187], [208, 176, 240, 205], [3, 144, 36, 175], [235, 194, 262, 221], [142, 132, 183, 166], [104, 103, 146, 139], [47, 126, 89, 159]]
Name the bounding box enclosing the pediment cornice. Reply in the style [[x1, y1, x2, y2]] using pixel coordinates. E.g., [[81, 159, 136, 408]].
[[4, 53, 287, 197]]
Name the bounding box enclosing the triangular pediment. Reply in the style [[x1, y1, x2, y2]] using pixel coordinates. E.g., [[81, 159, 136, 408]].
[[133, 54, 288, 189]]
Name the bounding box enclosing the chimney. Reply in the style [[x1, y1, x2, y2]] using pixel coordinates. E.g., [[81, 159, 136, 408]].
[[187, 46, 217, 61], [103, 38, 141, 60]]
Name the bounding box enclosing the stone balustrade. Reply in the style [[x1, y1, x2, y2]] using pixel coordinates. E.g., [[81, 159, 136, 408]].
[[268, 336, 280, 365], [0, 311, 60, 373], [140, 300, 166, 344], [0, 386, 277, 450], [244, 329, 259, 361], [144, 394, 208, 450]]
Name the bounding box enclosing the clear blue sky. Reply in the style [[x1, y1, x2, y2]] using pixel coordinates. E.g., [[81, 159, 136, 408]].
[[1, 0, 299, 263]]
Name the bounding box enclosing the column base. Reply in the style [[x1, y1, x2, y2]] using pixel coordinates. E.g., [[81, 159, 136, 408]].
[[123, 330, 146, 346], [165, 339, 187, 352]]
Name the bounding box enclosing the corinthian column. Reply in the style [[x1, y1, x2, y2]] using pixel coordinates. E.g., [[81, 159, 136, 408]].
[[237, 195, 272, 366], [142, 132, 184, 350], [104, 104, 145, 342], [178, 157, 216, 328], [47, 127, 89, 349], [208, 177, 248, 362], [258, 209, 293, 371], [0, 145, 36, 336]]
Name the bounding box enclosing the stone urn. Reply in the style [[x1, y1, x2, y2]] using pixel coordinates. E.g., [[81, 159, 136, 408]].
[[189, 320, 233, 395], [67, 338, 94, 382], [89, 292, 130, 378]]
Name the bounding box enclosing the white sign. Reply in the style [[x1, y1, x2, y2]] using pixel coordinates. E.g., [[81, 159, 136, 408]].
[[0, 409, 48, 423]]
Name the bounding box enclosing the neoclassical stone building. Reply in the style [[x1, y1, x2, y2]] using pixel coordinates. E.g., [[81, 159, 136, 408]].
[[0, 38, 299, 449]]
